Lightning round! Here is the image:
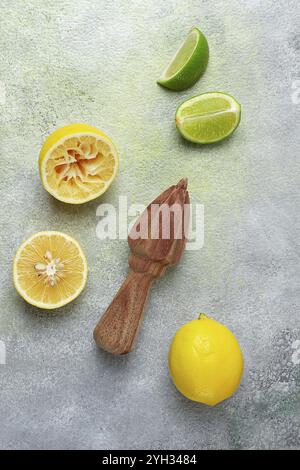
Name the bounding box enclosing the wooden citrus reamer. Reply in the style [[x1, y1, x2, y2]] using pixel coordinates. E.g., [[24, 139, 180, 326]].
[[93, 178, 190, 355]]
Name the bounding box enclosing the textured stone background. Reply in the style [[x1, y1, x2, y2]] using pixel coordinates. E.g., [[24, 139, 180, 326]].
[[0, 0, 299, 450]]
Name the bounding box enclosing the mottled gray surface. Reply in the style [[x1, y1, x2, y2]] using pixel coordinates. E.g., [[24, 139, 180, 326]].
[[0, 0, 299, 450]]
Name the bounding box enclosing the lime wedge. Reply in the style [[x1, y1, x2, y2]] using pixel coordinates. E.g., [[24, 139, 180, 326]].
[[175, 92, 241, 144], [157, 27, 209, 91]]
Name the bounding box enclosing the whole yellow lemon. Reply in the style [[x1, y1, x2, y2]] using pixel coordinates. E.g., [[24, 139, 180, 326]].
[[168, 314, 244, 406]]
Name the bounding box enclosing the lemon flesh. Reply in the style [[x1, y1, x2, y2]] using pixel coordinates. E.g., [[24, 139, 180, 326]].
[[168, 314, 244, 406], [13, 231, 88, 309], [157, 27, 209, 91], [39, 123, 119, 204], [176, 92, 241, 144]]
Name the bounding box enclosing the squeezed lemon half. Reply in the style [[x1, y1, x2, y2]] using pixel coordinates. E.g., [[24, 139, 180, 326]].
[[39, 123, 119, 204], [13, 231, 88, 309]]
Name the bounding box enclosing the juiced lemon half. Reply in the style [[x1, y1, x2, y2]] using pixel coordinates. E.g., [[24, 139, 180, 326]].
[[13, 231, 88, 309], [39, 123, 119, 204]]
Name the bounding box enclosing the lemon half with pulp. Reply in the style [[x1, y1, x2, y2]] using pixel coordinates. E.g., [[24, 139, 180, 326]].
[[39, 123, 119, 204], [13, 231, 88, 309]]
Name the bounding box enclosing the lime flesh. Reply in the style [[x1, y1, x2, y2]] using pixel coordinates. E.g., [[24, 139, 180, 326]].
[[157, 27, 209, 91], [175, 92, 241, 144]]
